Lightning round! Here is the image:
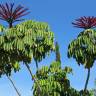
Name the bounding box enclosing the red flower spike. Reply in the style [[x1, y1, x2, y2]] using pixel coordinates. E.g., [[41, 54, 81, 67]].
[[72, 16, 96, 29], [0, 3, 30, 28]]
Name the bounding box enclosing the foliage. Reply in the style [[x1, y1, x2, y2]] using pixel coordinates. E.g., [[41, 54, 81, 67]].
[[32, 39, 94, 96], [33, 61, 94, 96], [0, 3, 29, 28], [72, 16, 96, 29], [33, 61, 74, 96], [68, 29, 96, 69], [68, 24, 96, 92], [0, 20, 54, 76], [0, 6, 95, 95]]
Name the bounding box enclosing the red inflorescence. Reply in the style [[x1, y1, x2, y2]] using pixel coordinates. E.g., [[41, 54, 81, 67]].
[[72, 16, 96, 29], [0, 3, 29, 23]]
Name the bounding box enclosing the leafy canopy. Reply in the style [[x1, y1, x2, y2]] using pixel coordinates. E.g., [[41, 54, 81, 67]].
[[33, 61, 74, 96], [68, 29, 96, 68], [0, 20, 55, 76]]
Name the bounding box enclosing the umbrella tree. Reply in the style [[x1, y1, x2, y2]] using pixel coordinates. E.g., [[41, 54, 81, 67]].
[[68, 16, 96, 94], [0, 2, 55, 95], [0, 20, 54, 94], [0, 3, 29, 95]]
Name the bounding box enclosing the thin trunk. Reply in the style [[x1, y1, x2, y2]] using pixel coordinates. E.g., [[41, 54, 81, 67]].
[[55, 42, 61, 63], [9, 22, 13, 28], [84, 68, 90, 93], [25, 63, 41, 95], [36, 60, 38, 70], [7, 75, 21, 96], [25, 63, 34, 80]]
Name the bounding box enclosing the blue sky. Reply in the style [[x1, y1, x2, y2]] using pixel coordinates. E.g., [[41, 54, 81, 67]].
[[0, 0, 96, 96]]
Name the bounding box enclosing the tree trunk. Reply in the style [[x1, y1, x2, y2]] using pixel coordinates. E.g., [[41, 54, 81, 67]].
[[84, 68, 90, 93], [35, 60, 38, 70], [9, 22, 13, 28], [25, 63, 34, 80], [55, 42, 61, 63], [7, 75, 21, 96], [25, 63, 41, 95]]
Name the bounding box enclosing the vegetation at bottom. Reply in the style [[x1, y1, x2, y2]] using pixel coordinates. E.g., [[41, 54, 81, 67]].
[[33, 41, 95, 96]]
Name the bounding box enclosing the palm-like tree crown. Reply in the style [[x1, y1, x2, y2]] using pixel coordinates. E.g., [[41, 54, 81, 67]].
[[0, 3, 29, 28], [72, 16, 96, 29]]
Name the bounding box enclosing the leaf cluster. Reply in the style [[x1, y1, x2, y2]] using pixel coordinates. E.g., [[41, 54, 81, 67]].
[[33, 61, 73, 96], [68, 29, 96, 68], [0, 20, 54, 76]]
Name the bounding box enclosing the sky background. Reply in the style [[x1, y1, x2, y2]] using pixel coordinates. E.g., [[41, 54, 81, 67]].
[[0, 0, 96, 96]]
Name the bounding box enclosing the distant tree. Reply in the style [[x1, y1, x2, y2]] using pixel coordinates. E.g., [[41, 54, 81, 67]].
[[68, 16, 96, 94]]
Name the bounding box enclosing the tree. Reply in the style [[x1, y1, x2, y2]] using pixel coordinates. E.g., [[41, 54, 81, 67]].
[[68, 16, 96, 94], [0, 20, 55, 95], [33, 41, 95, 96], [33, 61, 74, 96], [0, 3, 29, 95], [33, 42, 74, 96], [0, 25, 21, 96]]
